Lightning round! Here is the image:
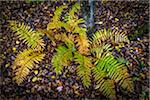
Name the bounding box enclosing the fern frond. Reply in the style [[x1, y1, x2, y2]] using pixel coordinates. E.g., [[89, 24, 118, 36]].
[[75, 33, 90, 55], [61, 34, 75, 49], [91, 43, 113, 59], [74, 52, 92, 87], [9, 21, 45, 49], [91, 29, 129, 48], [13, 49, 45, 84], [67, 3, 80, 20], [98, 80, 116, 99], [64, 18, 85, 32], [112, 30, 130, 44], [73, 27, 87, 35], [93, 57, 116, 98], [47, 5, 67, 30], [38, 29, 56, 46], [51, 45, 73, 74], [63, 3, 84, 32], [95, 55, 133, 92]]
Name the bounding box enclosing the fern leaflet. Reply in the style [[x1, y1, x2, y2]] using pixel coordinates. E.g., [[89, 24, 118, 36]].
[[51, 45, 73, 74], [9, 21, 45, 49], [74, 52, 92, 87], [95, 55, 133, 92], [13, 49, 45, 84]]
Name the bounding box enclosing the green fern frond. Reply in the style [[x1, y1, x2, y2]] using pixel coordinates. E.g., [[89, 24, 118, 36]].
[[95, 55, 133, 92], [74, 52, 92, 87], [9, 21, 45, 49], [13, 48, 45, 84], [95, 80, 116, 99], [51, 45, 73, 74], [93, 58, 116, 98]]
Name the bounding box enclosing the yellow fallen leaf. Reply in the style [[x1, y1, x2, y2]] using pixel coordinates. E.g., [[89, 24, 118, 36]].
[[140, 73, 145, 79], [74, 91, 80, 95], [32, 77, 38, 82], [26, 89, 30, 93], [34, 70, 39, 75], [51, 75, 55, 79], [5, 63, 10, 68], [16, 40, 20, 44], [115, 18, 119, 21], [12, 47, 16, 52]]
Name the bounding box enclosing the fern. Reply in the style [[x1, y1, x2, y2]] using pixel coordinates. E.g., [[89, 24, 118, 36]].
[[47, 5, 67, 30], [75, 33, 90, 55], [64, 3, 84, 33], [74, 52, 92, 87], [38, 29, 56, 46], [94, 55, 133, 92], [51, 45, 73, 74], [13, 49, 45, 84], [9, 3, 135, 99], [9, 21, 45, 49], [91, 29, 129, 48], [92, 45, 115, 98], [91, 43, 113, 59], [94, 72, 116, 99], [67, 3, 80, 19], [61, 33, 75, 49]]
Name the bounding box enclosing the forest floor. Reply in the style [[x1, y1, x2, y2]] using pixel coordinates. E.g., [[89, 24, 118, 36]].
[[0, 1, 149, 100]]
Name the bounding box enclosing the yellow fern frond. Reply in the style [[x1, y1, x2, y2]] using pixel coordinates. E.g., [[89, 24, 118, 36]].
[[74, 52, 92, 87], [91, 29, 129, 48], [67, 3, 80, 20], [91, 43, 113, 59], [51, 46, 73, 74], [112, 29, 130, 44], [75, 34, 90, 55], [9, 21, 45, 49], [73, 27, 87, 35], [64, 18, 85, 32], [38, 29, 56, 46], [13, 49, 45, 84], [63, 3, 84, 32], [61, 33, 75, 49], [47, 5, 67, 30]]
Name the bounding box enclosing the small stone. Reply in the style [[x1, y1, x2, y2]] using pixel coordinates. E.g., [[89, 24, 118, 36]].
[[11, 56, 15, 60], [95, 21, 103, 25], [109, 16, 113, 19], [41, 69, 48, 76], [56, 86, 63, 92], [74, 90, 80, 95]]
